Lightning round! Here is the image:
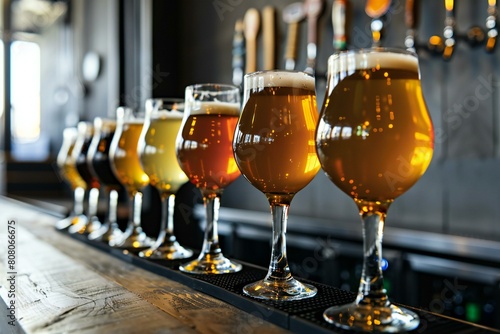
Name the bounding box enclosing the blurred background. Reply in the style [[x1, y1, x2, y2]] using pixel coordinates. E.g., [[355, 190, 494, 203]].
[[0, 0, 499, 329]]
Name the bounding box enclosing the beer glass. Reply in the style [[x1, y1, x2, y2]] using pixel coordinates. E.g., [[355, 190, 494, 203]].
[[87, 117, 124, 243], [137, 98, 193, 260], [176, 84, 242, 274], [55, 127, 87, 230], [68, 121, 102, 234], [233, 70, 321, 300], [109, 107, 153, 249], [316, 48, 433, 331]]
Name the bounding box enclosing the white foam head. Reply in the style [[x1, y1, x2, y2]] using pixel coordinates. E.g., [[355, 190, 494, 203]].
[[244, 71, 315, 92], [187, 101, 240, 116], [329, 49, 419, 75]]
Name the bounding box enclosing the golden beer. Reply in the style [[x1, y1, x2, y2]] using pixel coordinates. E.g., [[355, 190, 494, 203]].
[[233, 78, 320, 195], [316, 52, 434, 202], [233, 70, 320, 301], [110, 121, 150, 194], [176, 102, 241, 191], [140, 115, 188, 194], [57, 128, 87, 190]]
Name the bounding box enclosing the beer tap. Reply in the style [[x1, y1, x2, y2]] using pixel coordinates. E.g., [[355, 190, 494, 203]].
[[486, 0, 498, 52], [232, 19, 245, 86], [262, 6, 276, 70], [404, 0, 417, 52], [332, 0, 348, 51], [244, 8, 260, 74], [365, 0, 392, 47], [304, 0, 324, 75], [442, 0, 455, 60], [465, 26, 485, 47], [283, 2, 306, 70]]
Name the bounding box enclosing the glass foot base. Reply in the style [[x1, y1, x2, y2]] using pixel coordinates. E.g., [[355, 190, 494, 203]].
[[68, 217, 102, 234], [243, 277, 317, 301], [139, 241, 193, 260], [179, 252, 242, 274], [88, 223, 123, 243], [56, 215, 85, 230], [111, 230, 153, 250], [323, 303, 420, 332]]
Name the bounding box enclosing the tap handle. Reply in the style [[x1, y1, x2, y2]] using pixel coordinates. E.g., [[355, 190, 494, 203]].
[[486, 0, 498, 52], [332, 0, 348, 50], [443, 0, 455, 60]]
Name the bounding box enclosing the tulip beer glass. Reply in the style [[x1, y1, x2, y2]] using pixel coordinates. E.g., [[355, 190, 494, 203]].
[[316, 48, 434, 332], [176, 84, 242, 274], [55, 127, 86, 230], [137, 98, 193, 260], [233, 70, 321, 300], [109, 107, 153, 249], [69, 121, 101, 234], [87, 117, 124, 243]]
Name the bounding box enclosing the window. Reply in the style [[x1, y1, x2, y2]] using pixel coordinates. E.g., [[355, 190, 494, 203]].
[[10, 40, 41, 142]]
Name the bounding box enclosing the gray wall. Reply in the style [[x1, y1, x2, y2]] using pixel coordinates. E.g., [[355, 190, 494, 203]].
[[31, 0, 500, 241], [151, 0, 500, 241]]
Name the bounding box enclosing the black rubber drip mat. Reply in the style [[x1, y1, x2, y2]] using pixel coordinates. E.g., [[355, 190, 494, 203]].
[[64, 231, 500, 333]]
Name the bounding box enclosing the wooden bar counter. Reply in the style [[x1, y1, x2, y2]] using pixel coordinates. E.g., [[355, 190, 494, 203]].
[[0, 197, 287, 334], [1, 196, 499, 334]]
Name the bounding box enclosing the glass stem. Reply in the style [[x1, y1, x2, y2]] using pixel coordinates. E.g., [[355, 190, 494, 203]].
[[357, 206, 390, 307], [107, 189, 118, 225], [166, 193, 176, 240], [74, 186, 85, 215], [158, 193, 176, 244], [265, 195, 293, 281], [131, 191, 143, 229], [88, 187, 100, 219], [200, 191, 222, 255]]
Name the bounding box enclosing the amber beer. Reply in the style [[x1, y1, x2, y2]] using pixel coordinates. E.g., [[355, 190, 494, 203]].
[[176, 102, 241, 191], [233, 72, 320, 195], [140, 114, 188, 194], [316, 52, 434, 202], [110, 120, 150, 194]]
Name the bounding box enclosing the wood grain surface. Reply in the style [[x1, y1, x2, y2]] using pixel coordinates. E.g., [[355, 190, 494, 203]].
[[0, 197, 288, 334]]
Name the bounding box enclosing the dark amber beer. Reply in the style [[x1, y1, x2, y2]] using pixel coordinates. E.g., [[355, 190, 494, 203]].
[[316, 52, 434, 202], [74, 122, 100, 190], [89, 118, 122, 191], [176, 84, 242, 274], [176, 102, 241, 191], [233, 72, 320, 195]]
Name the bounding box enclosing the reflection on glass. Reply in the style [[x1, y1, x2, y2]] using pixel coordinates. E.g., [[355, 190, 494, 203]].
[[109, 107, 153, 250], [233, 70, 320, 300], [137, 98, 193, 260], [316, 48, 433, 332], [176, 84, 242, 274]]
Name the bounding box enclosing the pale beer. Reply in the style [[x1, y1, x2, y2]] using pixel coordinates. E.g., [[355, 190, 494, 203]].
[[140, 115, 188, 194]]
